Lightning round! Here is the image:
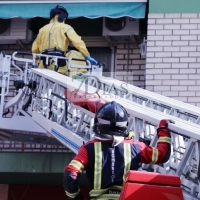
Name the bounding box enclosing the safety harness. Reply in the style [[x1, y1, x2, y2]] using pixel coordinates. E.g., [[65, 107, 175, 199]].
[[41, 48, 66, 71]]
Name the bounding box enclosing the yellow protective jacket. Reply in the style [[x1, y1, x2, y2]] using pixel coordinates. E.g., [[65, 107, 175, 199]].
[[31, 15, 89, 75], [32, 15, 89, 56]]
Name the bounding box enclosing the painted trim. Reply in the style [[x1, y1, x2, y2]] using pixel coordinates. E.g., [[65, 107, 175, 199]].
[[51, 128, 80, 151], [0, 2, 146, 19], [150, 0, 200, 14], [0, 0, 147, 4]]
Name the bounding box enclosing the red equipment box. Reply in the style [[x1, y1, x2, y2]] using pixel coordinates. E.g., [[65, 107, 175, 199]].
[[119, 170, 184, 200]]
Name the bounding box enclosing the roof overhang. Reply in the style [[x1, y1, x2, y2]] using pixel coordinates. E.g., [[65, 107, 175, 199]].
[[0, 0, 147, 19], [0, 0, 147, 3]]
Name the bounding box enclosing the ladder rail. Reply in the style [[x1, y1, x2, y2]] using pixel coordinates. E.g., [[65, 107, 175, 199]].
[[29, 69, 200, 199], [10, 51, 200, 125], [31, 69, 200, 139], [84, 76, 200, 124], [1, 52, 200, 199]]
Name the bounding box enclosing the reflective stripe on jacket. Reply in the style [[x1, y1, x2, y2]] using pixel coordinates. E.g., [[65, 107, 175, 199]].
[[64, 128, 171, 200], [85, 141, 140, 191]]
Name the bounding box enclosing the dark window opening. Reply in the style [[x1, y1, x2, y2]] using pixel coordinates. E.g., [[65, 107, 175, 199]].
[[29, 15, 147, 40], [0, 19, 11, 34], [29, 17, 103, 37]]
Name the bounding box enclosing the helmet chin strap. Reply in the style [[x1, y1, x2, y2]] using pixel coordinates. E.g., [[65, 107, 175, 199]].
[[94, 134, 124, 147]]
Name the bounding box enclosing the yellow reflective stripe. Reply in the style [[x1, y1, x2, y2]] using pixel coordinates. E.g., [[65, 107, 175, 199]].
[[94, 142, 102, 189], [90, 188, 107, 197], [69, 160, 84, 173], [92, 193, 120, 199], [90, 185, 122, 197], [158, 137, 171, 144], [123, 143, 131, 182], [65, 188, 80, 199], [111, 185, 122, 190], [151, 147, 158, 164]]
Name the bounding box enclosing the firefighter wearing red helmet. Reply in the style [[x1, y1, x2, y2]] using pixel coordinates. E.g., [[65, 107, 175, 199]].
[[63, 101, 172, 200], [32, 5, 97, 75]]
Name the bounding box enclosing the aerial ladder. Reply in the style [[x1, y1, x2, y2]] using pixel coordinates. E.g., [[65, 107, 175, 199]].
[[0, 51, 200, 199]]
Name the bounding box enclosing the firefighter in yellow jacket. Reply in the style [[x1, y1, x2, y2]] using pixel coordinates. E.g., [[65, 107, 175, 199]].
[[31, 5, 97, 76]]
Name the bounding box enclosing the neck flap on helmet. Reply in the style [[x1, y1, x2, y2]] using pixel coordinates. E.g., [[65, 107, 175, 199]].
[[50, 5, 69, 22]]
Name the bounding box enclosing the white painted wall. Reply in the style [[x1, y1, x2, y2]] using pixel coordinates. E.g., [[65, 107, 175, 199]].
[[146, 13, 200, 107]]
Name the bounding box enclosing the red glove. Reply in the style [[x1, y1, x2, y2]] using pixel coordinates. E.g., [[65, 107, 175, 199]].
[[159, 119, 175, 128], [157, 119, 175, 137]]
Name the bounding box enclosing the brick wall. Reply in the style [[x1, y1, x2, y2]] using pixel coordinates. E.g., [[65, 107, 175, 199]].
[[115, 41, 146, 88], [146, 13, 200, 106]]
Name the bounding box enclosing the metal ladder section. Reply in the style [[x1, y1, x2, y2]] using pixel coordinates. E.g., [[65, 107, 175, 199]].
[[28, 69, 200, 200], [1, 51, 200, 199], [84, 75, 200, 125], [9, 51, 200, 125]]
